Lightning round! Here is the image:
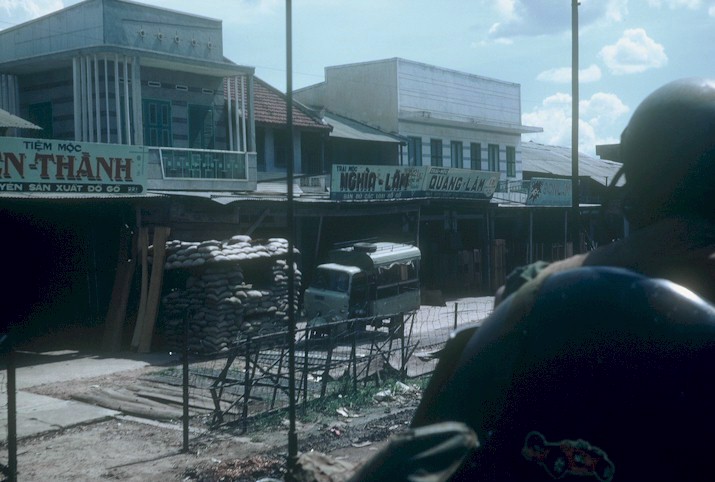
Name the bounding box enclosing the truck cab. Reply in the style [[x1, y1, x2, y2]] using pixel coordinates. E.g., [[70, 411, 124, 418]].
[[304, 242, 421, 333]]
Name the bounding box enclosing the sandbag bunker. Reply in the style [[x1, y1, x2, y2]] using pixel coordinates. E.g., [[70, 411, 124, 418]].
[[152, 235, 301, 354]]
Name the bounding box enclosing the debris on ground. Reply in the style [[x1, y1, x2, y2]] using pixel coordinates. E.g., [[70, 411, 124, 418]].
[[288, 452, 356, 482], [373, 381, 421, 406], [335, 407, 359, 418], [183, 454, 286, 481]]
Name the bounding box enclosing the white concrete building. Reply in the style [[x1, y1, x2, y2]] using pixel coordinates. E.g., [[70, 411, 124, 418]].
[[294, 58, 541, 181]]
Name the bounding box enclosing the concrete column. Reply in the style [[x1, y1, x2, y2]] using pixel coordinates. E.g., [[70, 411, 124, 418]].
[[226, 77, 234, 151], [114, 55, 122, 144], [247, 74, 256, 152], [80, 57, 88, 141], [103, 55, 110, 143], [241, 76, 247, 151], [0, 74, 7, 110], [73, 58, 81, 140], [123, 56, 130, 144], [131, 56, 143, 146], [86, 56, 94, 142], [94, 54, 101, 142]]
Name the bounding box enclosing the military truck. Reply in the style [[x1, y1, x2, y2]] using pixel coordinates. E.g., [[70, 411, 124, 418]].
[[303, 242, 421, 336]]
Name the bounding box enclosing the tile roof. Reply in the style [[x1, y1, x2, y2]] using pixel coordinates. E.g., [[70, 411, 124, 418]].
[[225, 77, 331, 131]]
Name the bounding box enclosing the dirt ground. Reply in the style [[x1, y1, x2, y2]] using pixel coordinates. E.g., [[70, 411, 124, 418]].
[[14, 363, 419, 481], [5, 298, 495, 481]]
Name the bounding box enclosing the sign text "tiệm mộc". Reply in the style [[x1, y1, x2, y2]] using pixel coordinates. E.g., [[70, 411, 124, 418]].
[[0, 139, 144, 194]]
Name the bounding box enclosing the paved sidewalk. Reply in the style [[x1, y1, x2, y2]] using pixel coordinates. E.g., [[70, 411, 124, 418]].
[[0, 350, 175, 440]]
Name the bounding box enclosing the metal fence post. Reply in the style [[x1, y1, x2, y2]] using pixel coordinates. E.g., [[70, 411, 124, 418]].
[[453, 302, 459, 330], [242, 335, 252, 434], [351, 325, 358, 394], [182, 311, 190, 453], [7, 346, 17, 482]]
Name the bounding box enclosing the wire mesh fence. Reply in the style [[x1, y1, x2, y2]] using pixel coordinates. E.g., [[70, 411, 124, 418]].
[[0, 296, 494, 478], [153, 297, 494, 433]]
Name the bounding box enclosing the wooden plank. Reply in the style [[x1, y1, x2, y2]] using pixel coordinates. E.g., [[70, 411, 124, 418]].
[[131, 227, 150, 350], [137, 226, 171, 353], [132, 380, 219, 407], [102, 227, 138, 351], [72, 390, 183, 421], [135, 390, 214, 412]]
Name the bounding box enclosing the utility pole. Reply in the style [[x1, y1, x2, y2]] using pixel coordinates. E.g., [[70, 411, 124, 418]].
[[286, 0, 298, 477], [571, 0, 580, 254]]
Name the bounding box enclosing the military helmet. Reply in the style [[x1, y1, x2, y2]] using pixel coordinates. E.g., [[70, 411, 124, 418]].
[[618, 78, 715, 226], [411, 267, 715, 481]]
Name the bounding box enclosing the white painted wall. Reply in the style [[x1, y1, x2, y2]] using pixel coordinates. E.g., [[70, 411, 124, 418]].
[[296, 59, 399, 133], [295, 58, 528, 180], [396, 59, 522, 126]]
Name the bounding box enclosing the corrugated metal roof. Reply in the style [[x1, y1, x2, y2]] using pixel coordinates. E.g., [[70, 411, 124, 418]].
[[322, 111, 405, 143], [522, 141, 624, 186], [0, 108, 40, 129]]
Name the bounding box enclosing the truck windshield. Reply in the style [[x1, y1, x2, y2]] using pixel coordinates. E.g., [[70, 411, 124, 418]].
[[311, 268, 350, 293]]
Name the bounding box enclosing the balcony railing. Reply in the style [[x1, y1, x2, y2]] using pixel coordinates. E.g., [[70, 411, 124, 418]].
[[150, 147, 248, 180]]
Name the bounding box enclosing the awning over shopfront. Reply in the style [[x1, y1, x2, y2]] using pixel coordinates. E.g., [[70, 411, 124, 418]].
[[322, 111, 405, 144], [0, 108, 40, 130]]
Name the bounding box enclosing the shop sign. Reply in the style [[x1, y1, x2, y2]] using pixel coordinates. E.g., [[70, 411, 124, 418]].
[[423, 166, 500, 199], [330, 164, 499, 201], [525, 177, 572, 206], [331, 164, 425, 200], [0, 137, 147, 195]]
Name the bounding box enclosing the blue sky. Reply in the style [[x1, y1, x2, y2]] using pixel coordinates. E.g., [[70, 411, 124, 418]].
[[2, 0, 714, 155]]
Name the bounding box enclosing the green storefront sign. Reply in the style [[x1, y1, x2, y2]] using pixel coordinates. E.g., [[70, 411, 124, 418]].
[[0, 137, 147, 194]]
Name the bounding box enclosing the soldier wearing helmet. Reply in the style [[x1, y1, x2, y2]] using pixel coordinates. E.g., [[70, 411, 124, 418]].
[[497, 77, 715, 305], [349, 79, 715, 481]]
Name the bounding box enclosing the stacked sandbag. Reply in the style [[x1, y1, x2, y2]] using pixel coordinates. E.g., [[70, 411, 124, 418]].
[[271, 259, 303, 323], [237, 259, 303, 336], [159, 235, 286, 270], [155, 236, 300, 354]]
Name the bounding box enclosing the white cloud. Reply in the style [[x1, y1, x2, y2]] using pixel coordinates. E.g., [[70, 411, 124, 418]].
[[709, 4, 715, 15], [493, 37, 514, 46], [536, 64, 602, 83], [495, 0, 517, 18], [0, 0, 64, 29], [523, 91, 628, 154], [486, 0, 627, 40], [581, 92, 630, 130], [647, 0, 702, 8], [604, 0, 629, 21], [598, 29, 667, 75]]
